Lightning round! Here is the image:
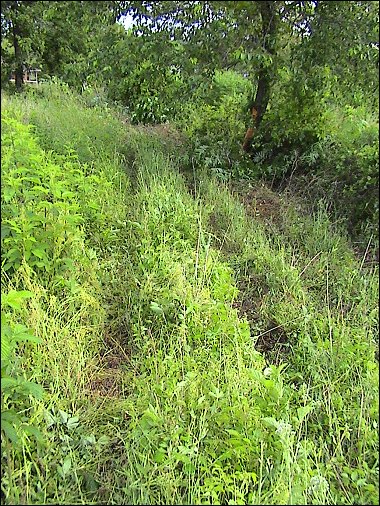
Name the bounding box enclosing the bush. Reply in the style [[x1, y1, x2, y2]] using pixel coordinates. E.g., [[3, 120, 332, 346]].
[[250, 78, 379, 243], [295, 108, 379, 240], [176, 70, 252, 179]]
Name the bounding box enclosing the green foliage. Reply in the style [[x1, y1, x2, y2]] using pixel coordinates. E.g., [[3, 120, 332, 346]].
[[1, 290, 44, 447], [1, 0, 118, 90], [177, 70, 252, 179], [198, 177, 379, 505], [2, 1, 377, 245], [246, 59, 379, 242], [2, 80, 132, 163], [1, 82, 378, 506], [307, 107, 379, 237], [109, 1, 378, 243], [1, 36, 14, 89], [1, 0, 45, 88], [1, 87, 132, 504], [96, 26, 188, 124], [1, 112, 85, 280], [296, 1, 379, 104]]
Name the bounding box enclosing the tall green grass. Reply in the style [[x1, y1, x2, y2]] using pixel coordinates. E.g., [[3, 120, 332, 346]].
[[1, 84, 378, 505], [198, 177, 379, 504], [1, 87, 134, 504]]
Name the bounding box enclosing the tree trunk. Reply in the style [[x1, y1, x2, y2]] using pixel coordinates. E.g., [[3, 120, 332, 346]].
[[11, 3, 24, 91], [243, 1, 276, 152]]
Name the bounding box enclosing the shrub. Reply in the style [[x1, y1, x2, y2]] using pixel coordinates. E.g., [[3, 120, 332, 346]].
[[177, 70, 252, 179]]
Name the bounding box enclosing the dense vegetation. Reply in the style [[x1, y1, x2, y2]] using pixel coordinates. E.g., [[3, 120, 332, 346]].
[[1, 1, 379, 505]]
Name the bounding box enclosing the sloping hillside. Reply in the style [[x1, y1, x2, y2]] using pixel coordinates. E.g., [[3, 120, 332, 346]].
[[1, 88, 379, 505]]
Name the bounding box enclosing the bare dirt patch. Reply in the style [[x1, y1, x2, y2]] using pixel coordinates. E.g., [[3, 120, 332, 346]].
[[233, 283, 291, 364], [88, 360, 124, 398], [231, 181, 287, 229], [254, 320, 291, 364], [232, 276, 290, 363], [87, 330, 132, 398], [232, 274, 267, 321], [208, 211, 243, 254]]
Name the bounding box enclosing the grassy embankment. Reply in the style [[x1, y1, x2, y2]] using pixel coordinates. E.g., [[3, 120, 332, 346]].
[[1, 85, 378, 505]]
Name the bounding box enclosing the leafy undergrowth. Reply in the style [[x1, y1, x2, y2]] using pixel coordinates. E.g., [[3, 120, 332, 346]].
[[1, 88, 378, 505]]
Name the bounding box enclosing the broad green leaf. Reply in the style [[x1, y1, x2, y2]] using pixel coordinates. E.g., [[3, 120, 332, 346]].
[[44, 410, 56, 428], [12, 324, 41, 344], [22, 425, 44, 444], [1, 225, 11, 240], [1, 377, 18, 390], [225, 429, 242, 438], [58, 410, 69, 424], [97, 435, 109, 445], [31, 248, 46, 259], [261, 417, 278, 429], [22, 381, 44, 400], [297, 404, 313, 424], [153, 449, 166, 463], [1, 324, 13, 363], [1, 420, 19, 444], [62, 457, 72, 476], [83, 472, 99, 493], [150, 301, 164, 315], [2, 290, 34, 310], [67, 416, 80, 430], [1, 410, 21, 425]]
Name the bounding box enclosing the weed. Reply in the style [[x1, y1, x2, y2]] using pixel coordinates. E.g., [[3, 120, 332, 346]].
[[1, 86, 378, 505]]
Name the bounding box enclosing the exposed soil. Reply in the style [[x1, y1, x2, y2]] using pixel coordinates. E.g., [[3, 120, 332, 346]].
[[232, 274, 268, 320], [87, 358, 124, 398], [133, 122, 189, 153], [88, 375, 121, 397], [232, 293, 260, 329], [254, 320, 291, 364], [208, 211, 243, 254], [231, 181, 288, 229], [87, 329, 132, 398], [232, 273, 290, 364], [227, 182, 294, 363], [207, 183, 287, 254]]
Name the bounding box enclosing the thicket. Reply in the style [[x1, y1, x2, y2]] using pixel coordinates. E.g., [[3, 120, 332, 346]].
[[89, 25, 378, 249]]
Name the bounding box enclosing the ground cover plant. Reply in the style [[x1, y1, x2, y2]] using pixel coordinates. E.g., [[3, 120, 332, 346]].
[[1, 1, 379, 504], [1, 83, 378, 505]]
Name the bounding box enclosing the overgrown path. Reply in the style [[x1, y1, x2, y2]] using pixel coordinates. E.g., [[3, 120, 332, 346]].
[[2, 91, 378, 506]]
